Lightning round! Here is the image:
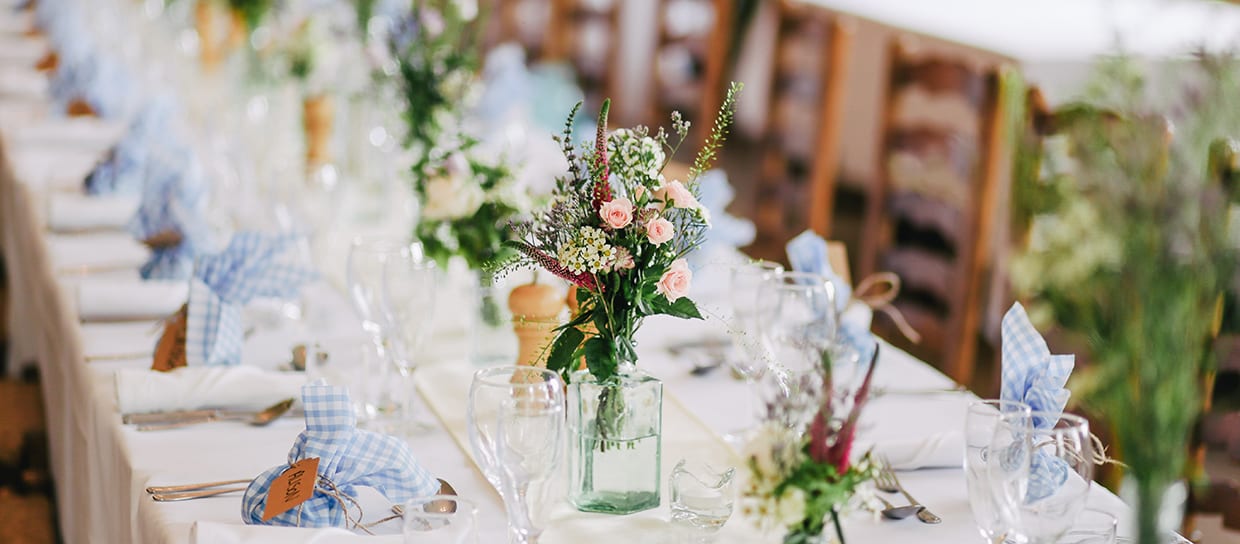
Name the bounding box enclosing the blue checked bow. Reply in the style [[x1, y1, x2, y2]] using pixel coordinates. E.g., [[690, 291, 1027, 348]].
[[185, 232, 316, 366], [1000, 302, 1075, 501], [241, 382, 440, 528], [48, 47, 136, 120], [786, 230, 875, 364], [87, 96, 178, 196], [127, 138, 214, 280]]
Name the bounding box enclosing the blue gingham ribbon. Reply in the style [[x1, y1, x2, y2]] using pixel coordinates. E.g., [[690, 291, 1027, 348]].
[[48, 47, 136, 119], [87, 96, 178, 196], [128, 141, 213, 280], [185, 233, 316, 366], [787, 230, 875, 364], [1000, 302, 1074, 501], [241, 382, 440, 528]]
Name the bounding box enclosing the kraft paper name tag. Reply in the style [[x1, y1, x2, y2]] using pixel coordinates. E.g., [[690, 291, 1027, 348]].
[[151, 304, 188, 372], [262, 457, 319, 522]]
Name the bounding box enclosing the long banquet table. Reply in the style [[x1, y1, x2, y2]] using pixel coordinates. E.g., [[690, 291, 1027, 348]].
[[1, 15, 1150, 544]]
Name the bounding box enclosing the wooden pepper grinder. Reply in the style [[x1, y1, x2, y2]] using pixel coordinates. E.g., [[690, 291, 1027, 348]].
[[303, 94, 334, 168], [507, 278, 563, 369], [565, 286, 594, 371]]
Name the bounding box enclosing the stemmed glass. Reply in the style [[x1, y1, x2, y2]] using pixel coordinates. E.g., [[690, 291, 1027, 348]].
[[346, 237, 418, 423], [989, 411, 1094, 544], [722, 260, 783, 442], [966, 400, 1032, 543], [467, 367, 565, 544], [380, 246, 439, 434], [756, 271, 838, 433]]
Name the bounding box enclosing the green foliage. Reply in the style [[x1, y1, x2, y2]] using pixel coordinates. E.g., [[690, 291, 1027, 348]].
[[227, 0, 273, 31], [392, 1, 482, 155], [688, 81, 743, 183], [1009, 54, 1240, 525]]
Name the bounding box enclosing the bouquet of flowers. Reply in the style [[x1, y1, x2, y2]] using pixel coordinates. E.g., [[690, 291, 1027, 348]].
[[502, 82, 742, 384], [414, 139, 528, 271], [741, 349, 880, 544]]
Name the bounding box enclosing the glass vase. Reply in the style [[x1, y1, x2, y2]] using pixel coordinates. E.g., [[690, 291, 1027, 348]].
[[1121, 476, 1187, 544], [469, 273, 517, 366], [567, 365, 663, 514]]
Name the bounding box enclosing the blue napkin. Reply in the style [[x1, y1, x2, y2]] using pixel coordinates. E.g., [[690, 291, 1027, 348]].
[[127, 140, 213, 280], [1000, 302, 1074, 501], [87, 96, 178, 196], [786, 230, 875, 365], [687, 169, 755, 267], [48, 47, 136, 119], [242, 382, 440, 527], [186, 233, 316, 366]]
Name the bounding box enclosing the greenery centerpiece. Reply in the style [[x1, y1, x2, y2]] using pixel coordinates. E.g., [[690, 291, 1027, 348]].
[[500, 82, 741, 513], [1010, 56, 1240, 544]]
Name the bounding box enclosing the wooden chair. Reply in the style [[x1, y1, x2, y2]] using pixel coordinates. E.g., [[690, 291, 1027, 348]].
[[648, 0, 733, 149], [481, 0, 556, 60], [540, 0, 621, 113], [750, 1, 854, 261], [858, 40, 1008, 384]]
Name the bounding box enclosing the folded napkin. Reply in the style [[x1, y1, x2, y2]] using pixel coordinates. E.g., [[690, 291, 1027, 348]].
[[46, 231, 149, 272], [85, 95, 178, 196], [241, 382, 439, 528], [128, 137, 213, 280], [686, 170, 756, 269], [871, 431, 964, 470], [191, 521, 399, 544], [48, 47, 136, 119], [114, 366, 307, 414], [1000, 302, 1074, 501], [46, 193, 138, 232], [187, 232, 316, 366], [76, 278, 187, 321], [787, 230, 876, 364], [0, 65, 48, 97]]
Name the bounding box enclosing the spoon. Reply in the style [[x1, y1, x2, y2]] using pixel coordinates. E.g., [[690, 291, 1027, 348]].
[[136, 398, 296, 431], [367, 479, 459, 529], [876, 495, 923, 520]]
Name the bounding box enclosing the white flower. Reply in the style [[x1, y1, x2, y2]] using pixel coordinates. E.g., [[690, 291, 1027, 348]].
[[422, 173, 484, 220], [607, 129, 665, 184], [775, 488, 807, 527]]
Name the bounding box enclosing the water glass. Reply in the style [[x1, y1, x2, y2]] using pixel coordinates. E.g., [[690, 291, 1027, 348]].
[[346, 237, 416, 338], [669, 459, 735, 533], [965, 400, 1032, 543], [756, 271, 837, 432], [1061, 508, 1117, 544], [467, 367, 565, 544], [401, 495, 478, 544], [989, 411, 1094, 544]]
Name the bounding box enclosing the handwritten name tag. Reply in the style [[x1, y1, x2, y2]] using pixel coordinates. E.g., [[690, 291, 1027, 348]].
[[262, 457, 319, 522], [151, 304, 188, 372]]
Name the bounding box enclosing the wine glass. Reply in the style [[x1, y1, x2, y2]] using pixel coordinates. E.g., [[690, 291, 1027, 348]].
[[722, 260, 783, 442], [402, 495, 479, 544], [380, 247, 438, 434], [756, 271, 838, 433], [989, 411, 1094, 544], [467, 367, 565, 544], [346, 237, 412, 339], [965, 399, 1032, 543]]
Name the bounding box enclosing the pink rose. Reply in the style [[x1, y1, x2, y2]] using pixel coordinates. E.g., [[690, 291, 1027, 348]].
[[598, 197, 634, 229], [656, 259, 692, 302], [660, 180, 699, 209], [645, 217, 675, 245], [613, 247, 635, 271]]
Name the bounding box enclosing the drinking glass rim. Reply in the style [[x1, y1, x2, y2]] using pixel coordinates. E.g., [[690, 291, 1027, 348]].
[[732, 260, 785, 273], [968, 399, 1033, 414], [997, 410, 1090, 431], [402, 494, 479, 516], [350, 236, 422, 257], [471, 366, 563, 389]]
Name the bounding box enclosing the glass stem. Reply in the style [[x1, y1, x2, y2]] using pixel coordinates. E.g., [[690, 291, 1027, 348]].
[[504, 482, 538, 544]]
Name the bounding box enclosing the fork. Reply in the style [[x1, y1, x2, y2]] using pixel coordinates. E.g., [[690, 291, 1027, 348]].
[[875, 456, 942, 524]]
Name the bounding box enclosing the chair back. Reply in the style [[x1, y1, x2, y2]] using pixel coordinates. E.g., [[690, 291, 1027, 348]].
[[859, 40, 1008, 382], [649, 0, 733, 148], [751, 1, 854, 261]]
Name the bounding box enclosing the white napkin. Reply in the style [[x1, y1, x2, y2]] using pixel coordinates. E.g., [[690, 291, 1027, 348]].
[[0, 66, 46, 97], [0, 34, 44, 64], [47, 193, 139, 232], [114, 366, 307, 414], [76, 278, 187, 321], [191, 520, 400, 543], [80, 321, 160, 361], [47, 232, 149, 273], [8, 116, 125, 149], [869, 431, 964, 470]]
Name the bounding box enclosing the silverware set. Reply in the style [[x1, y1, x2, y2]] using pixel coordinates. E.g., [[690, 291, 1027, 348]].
[[124, 398, 296, 431], [146, 479, 251, 502], [875, 456, 942, 524]]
